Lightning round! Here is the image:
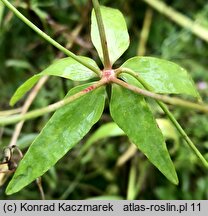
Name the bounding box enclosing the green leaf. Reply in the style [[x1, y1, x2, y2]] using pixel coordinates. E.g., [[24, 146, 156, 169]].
[[91, 6, 129, 65], [110, 84, 178, 184], [6, 83, 105, 195], [121, 57, 199, 98], [10, 56, 99, 106]]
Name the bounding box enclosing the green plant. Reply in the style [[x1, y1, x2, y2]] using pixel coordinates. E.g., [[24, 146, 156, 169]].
[[0, 0, 208, 196]]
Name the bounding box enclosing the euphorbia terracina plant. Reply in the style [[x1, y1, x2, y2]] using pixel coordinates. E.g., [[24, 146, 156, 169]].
[[0, 0, 208, 195]]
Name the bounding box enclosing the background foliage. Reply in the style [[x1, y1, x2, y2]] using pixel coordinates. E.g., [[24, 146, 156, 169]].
[[0, 0, 208, 199]]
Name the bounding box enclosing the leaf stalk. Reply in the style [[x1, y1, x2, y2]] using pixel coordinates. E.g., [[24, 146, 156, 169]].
[[115, 68, 208, 113]]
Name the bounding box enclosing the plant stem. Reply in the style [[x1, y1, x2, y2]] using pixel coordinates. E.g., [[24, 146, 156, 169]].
[[117, 68, 208, 168], [0, 108, 22, 116], [0, 0, 101, 76], [92, 0, 111, 69], [142, 0, 208, 43], [0, 80, 106, 126], [113, 78, 208, 113]]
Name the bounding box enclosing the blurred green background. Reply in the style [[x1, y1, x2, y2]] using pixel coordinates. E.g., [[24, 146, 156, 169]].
[[0, 0, 208, 199]]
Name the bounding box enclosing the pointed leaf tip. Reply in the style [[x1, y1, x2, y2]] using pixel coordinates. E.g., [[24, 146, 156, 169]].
[[10, 75, 41, 106], [110, 84, 178, 184]]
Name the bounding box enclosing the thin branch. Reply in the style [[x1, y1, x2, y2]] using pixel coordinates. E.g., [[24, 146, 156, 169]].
[[0, 0, 101, 76], [0, 80, 106, 126], [92, 0, 111, 69], [116, 69, 208, 168], [142, 0, 208, 43], [0, 108, 22, 117], [113, 78, 208, 113]]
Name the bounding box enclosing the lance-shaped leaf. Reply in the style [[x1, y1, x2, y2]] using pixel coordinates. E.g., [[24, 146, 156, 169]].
[[110, 84, 178, 184], [121, 57, 199, 98], [10, 56, 99, 106], [6, 83, 105, 195], [91, 6, 129, 65]]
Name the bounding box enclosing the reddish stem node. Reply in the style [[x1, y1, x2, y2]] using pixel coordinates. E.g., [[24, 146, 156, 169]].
[[102, 69, 115, 82]]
